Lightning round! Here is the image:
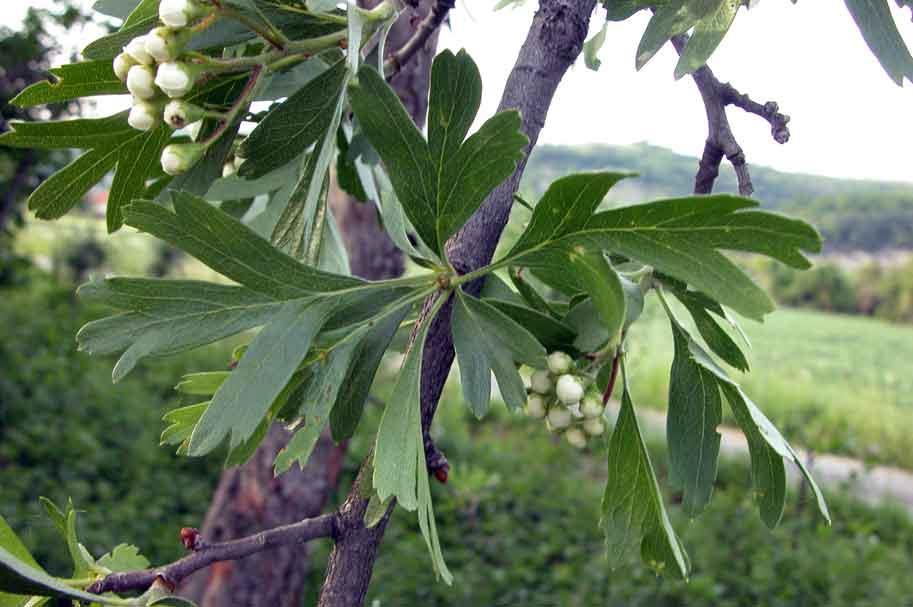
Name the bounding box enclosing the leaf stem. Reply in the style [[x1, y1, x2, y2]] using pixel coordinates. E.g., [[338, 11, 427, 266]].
[[200, 64, 264, 148], [218, 6, 289, 49], [60, 576, 96, 587], [309, 285, 438, 359], [449, 260, 506, 288]]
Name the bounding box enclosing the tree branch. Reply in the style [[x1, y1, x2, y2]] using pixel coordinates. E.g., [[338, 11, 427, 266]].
[[87, 514, 336, 595], [316, 2, 596, 603], [670, 34, 790, 196], [384, 0, 455, 78]]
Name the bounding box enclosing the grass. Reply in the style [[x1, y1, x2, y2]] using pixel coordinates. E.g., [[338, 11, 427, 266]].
[[625, 298, 913, 468]]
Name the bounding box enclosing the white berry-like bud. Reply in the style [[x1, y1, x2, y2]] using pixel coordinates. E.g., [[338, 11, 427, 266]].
[[556, 374, 585, 405], [565, 427, 588, 449], [128, 100, 161, 131], [547, 351, 573, 375], [163, 100, 204, 129], [126, 65, 158, 99], [159, 0, 207, 28], [124, 36, 154, 65], [581, 394, 604, 419], [113, 52, 137, 82], [233, 155, 246, 170], [547, 407, 572, 430], [222, 161, 237, 178], [526, 394, 547, 419], [530, 369, 553, 395], [145, 27, 189, 63], [568, 403, 584, 419], [583, 417, 605, 437], [161, 142, 205, 176], [155, 62, 198, 98]]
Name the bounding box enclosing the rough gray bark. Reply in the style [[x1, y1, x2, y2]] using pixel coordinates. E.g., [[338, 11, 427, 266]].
[[179, 5, 440, 606], [317, 2, 595, 605]]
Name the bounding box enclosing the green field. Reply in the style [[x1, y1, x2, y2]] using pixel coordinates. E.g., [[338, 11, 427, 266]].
[[625, 299, 913, 468]]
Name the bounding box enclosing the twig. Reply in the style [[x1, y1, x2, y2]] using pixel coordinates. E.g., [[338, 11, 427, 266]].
[[384, 0, 455, 77], [87, 514, 336, 595], [601, 351, 621, 406], [670, 34, 790, 196]]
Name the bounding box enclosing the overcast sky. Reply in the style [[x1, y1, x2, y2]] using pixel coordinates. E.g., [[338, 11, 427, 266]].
[[5, 0, 913, 183]]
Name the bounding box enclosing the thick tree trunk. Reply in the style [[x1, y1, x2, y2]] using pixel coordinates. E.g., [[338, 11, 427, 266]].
[[179, 7, 440, 607], [317, 2, 595, 605]]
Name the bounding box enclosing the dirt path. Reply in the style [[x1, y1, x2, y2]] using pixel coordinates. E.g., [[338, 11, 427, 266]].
[[606, 402, 913, 516]]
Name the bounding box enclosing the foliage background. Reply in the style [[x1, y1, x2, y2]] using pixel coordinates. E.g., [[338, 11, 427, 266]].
[[2, 272, 913, 606]]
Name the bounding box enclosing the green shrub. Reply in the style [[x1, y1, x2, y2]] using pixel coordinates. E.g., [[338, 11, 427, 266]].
[[0, 273, 224, 574]]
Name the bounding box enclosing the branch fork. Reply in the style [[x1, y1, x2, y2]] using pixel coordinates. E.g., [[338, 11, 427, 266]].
[[670, 34, 791, 196]]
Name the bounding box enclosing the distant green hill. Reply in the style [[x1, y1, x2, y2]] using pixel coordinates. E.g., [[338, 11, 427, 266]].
[[520, 143, 913, 253]]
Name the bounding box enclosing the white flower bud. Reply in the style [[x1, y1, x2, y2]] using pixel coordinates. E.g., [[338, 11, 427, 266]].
[[565, 427, 588, 449], [568, 403, 584, 419], [583, 417, 605, 437], [222, 161, 237, 178], [113, 52, 137, 82], [128, 100, 161, 131], [526, 394, 547, 419], [163, 100, 205, 129], [547, 351, 573, 375], [233, 155, 246, 170], [155, 62, 198, 98], [581, 394, 604, 419], [556, 374, 585, 405], [160, 143, 206, 176], [125, 35, 154, 65], [159, 0, 208, 28], [126, 65, 158, 99], [547, 407, 572, 430], [530, 369, 553, 395], [145, 27, 189, 63]]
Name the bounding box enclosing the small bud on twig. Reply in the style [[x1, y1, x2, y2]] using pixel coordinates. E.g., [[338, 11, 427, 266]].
[[180, 527, 204, 551]]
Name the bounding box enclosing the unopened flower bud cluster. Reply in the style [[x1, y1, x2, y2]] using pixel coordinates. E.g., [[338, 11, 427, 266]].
[[114, 0, 214, 176], [525, 351, 606, 449]]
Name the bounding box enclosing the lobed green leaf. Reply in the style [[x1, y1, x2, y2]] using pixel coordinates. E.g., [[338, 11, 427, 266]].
[[453, 292, 547, 417], [350, 50, 527, 257], [667, 322, 723, 516], [330, 307, 409, 441], [11, 61, 125, 108], [239, 58, 348, 179], [77, 277, 282, 381], [187, 298, 334, 456], [601, 376, 690, 579], [845, 0, 913, 85], [509, 193, 821, 320], [123, 192, 362, 299], [673, 0, 739, 79]]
